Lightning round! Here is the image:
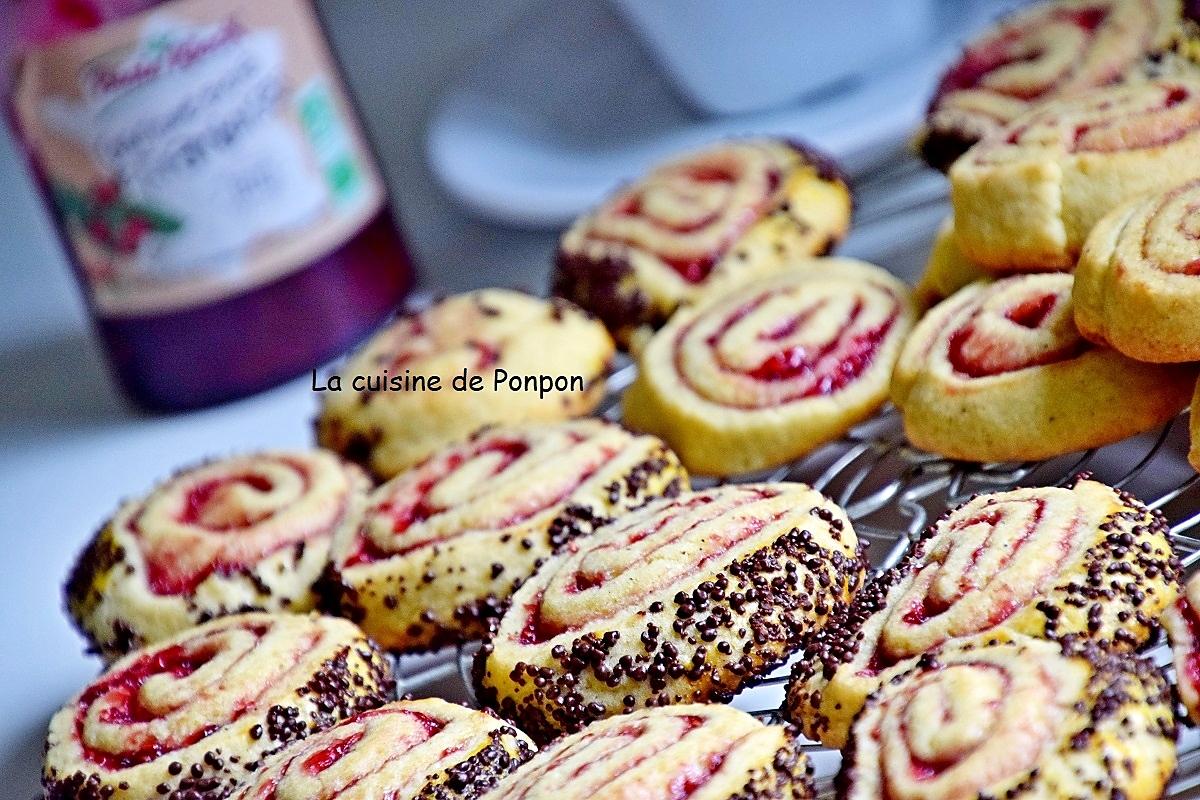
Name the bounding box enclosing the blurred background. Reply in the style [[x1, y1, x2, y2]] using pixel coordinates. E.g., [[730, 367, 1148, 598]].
[[0, 0, 1019, 427]]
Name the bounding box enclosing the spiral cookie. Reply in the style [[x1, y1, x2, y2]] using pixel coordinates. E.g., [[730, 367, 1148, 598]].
[[919, 0, 1180, 171], [836, 636, 1177, 800], [913, 219, 992, 308], [226, 699, 534, 800], [318, 420, 688, 653], [475, 483, 864, 742], [891, 273, 1195, 462], [485, 704, 812, 800], [623, 260, 915, 476], [1075, 177, 1200, 362], [66, 451, 370, 659], [317, 290, 613, 479], [43, 613, 395, 800], [1163, 571, 1200, 722], [552, 139, 852, 346], [951, 76, 1200, 270], [786, 477, 1179, 747]]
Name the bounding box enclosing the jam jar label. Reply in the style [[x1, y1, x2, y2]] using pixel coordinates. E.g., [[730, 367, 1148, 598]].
[[11, 0, 387, 318]]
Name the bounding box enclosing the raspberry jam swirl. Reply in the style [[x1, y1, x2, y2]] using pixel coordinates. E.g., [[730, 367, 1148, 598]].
[[485, 705, 809, 800], [786, 478, 1179, 748], [227, 699, 534, 800], [114, 451, 365, 596], [513, 486, 789, 643], [970, 78, 1200, 162], [866, 489, 1088, 667], [341, 422, 630, 567], [1164, 573, 1200, 722], [925, 0, 1176, 153], [43, 614, 395, 800], [847, 655, 1058, 800], [1117, 178, 1200, 275], [320, 420, 685, 653], [479, 482, 863, 741], [669, 269, 904, 408], [560, 140, 797, 284], [911, 274, 1086, 379], [838, 639, 1177, 800]]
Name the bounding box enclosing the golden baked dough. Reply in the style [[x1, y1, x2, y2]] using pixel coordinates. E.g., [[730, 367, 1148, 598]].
[[951, 76, 1200, 270], [227, 698, 534, 800], [318, 420, 687, 653], [918, 0, 1180, 170], [892, 273, 1195, 462], [1075, 177, 1200, 362], [553, 139, 851, 346], [485, 704, 812, 800], [317, 290, 614, 479], [1191, 379, 1200, 472], [913, 218, 993, 308], [623, 259, 915, 476], [837, 636, 1177, 800], [1163, 571, 1200, 722], [43, 613, 394, 800], [66, 450, 370, 659], [475, 483, 864, 742], [786, 478, 1179, 747]]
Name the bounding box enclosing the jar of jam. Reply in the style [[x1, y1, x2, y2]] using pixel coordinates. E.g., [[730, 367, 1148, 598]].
[[7, 0, 414, 410]]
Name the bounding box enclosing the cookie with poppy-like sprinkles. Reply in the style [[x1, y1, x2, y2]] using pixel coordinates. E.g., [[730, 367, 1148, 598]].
[[318, 420, 687, 653], [43, 613, 394, 800], [66, 450, 370, 659], [786, 477, 1179, 748], [475, 483, 864, 742]]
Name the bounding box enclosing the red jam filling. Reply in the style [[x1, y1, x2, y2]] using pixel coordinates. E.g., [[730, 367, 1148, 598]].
[[908, 755, 946, 782], [867, 501, 1053, 672], [518, 592, 564, 645], [608, 166, 781, 284], [303, 730, 365, 774], [947, 297, 1086, 378], [695, 291, 896, 401], [744, 301, 892, 397], [474, 342, 500, 369], [1061, 85, 1197, 152], [76, 643, 225, 769], [345, 440, 618, 568], [749, 322, 886, 394], [662, 254, 719, 284], [295, 710, 442, 789], [667, 752, 725, 799], [933, 6, 1108, 105], [1178, 597, 1200, 689], [1005, 293, 1057, 328], [181, 474, 275, 529], [900, 594, 953, 627], [141, 462, 323, 596]]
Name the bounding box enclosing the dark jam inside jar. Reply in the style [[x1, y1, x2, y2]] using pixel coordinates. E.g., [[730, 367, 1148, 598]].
[[95, 208, 411, 410], [8, 0, 414, 410]]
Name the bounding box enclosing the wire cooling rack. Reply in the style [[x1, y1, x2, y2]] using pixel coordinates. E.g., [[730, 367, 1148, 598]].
[[384, 361, 1200, 796], [391, 158, 1200, 796]]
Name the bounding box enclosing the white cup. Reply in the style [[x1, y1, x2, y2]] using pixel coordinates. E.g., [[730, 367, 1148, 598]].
[[613, 0, 936, 116]]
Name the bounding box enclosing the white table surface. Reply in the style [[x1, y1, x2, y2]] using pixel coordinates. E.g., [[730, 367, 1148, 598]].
[[0, 1, 950, 795]]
